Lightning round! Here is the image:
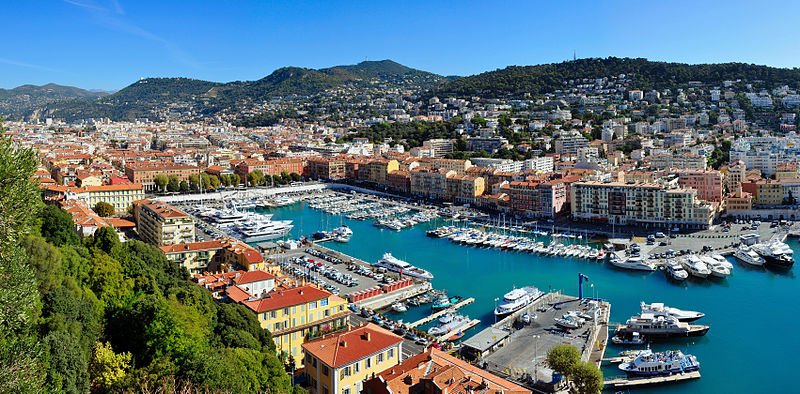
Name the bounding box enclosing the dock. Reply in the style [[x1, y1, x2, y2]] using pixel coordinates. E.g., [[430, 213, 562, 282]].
[[406, 297, 475, 328], [433, 318, 481, 342], [604, 371, 701, 388], [602, 356, 632, 364]]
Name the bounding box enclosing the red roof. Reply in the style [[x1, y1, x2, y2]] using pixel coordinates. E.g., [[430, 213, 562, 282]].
[[234, 270, 276, 285], [230, 284, 332, 313], [302, 323, 402, 368]]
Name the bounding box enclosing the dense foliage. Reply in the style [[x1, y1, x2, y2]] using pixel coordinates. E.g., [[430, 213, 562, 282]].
[[343, 119, 461, 148], [438, 57, 800, 97], [0, 122, 295, 393]]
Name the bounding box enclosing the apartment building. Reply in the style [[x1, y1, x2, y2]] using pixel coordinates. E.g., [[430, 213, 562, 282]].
[[415, 158, 473, 174], [358, 159, 399, 185], [124, 162, 200, 192], [43, 183, 145, 214], [386, 171, 411, 194], [410, 168, 454, 200], [421, 139, 454, 158], [775, 161, 799, 180], [226, 278, 350, 369], [234, 158, 306, 180], [506, 180, 567, 218], [726, 191, 753, 213], [445, 174, 485, 204], [307, 157, 347, 180], [650, 153, 707, 170], [161, 238, 267, 274], [133, 199, 195, 246], [554, 131, 589, 155], [571, 181, 717, 228], [523, 156, 555, 173], [303, 323, 403, 394], [676, 170, 724, 203]]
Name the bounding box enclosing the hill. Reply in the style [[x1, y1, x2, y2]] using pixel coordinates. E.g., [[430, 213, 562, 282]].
[[436, 57, 800, 97], [35, 60, 444, 121], [0, 83, 106, 117]]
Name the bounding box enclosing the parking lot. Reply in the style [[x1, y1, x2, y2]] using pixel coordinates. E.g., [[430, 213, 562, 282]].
[[272, 246, 404, 297], [481, 296, 602, 385]]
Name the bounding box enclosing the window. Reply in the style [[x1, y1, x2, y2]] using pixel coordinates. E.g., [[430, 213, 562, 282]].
[[270, 311, 277, 319], [377, 353, 384, 363], [312, 358, 317, 368], [343, 389, 350, 394], [309, 301, 317, 310], [353, 362, 360, 373], [322, 366, 329, 376], [322, 387, 328, 394], [284, 307, 290, 315], [365, 358, 371, 368], [388, 348, 394, 359], [320, 298, 329, 307]]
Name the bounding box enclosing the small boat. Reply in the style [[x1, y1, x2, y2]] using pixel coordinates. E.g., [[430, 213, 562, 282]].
[[610, 255, 657, 271], [681, 255, 711, 278], [619, 349, 700, 376], [331, 225, 353, 243], [427, 313, 471, 336], [611, 332, 646, 345], [407, 297, 420, 307], [555, 316, 581, 329], [391, 302, 408, 313]]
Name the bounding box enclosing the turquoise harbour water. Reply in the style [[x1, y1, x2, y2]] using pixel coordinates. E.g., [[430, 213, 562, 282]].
[[268, 203, 798, 393]]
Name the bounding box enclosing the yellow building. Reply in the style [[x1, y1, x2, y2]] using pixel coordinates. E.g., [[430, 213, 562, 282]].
[[775, 161, 799, 180], [43, 183, 145, 214], [755, 180, 784, 206], [446, 174, 486, 204], [359, 159, 399, 185], [227, 279, 350, 369], [726, 191, 753, 213], [133, 199, 195, 246], [303, 323, 403, 394], [160, 238, 268, 274], [410, 168, 454, 199]]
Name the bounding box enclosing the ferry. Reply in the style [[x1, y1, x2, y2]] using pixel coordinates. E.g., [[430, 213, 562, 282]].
[[494, 286, 544, 317], [616, 313, 709, 338], [641, 302, 705, 322], [374, 253, 434, 280], [734, 245, 765, 267], [427, 313, 471, 336], [619, 349, 700, 376]]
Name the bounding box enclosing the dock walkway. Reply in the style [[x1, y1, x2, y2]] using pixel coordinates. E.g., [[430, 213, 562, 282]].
[[604, 371, 701, 388], [406, 297, 475, 328]]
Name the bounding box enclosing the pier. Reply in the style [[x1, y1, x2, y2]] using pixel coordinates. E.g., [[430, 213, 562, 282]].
[[406, 297, 475, 328], [604, 371, 701, 388]]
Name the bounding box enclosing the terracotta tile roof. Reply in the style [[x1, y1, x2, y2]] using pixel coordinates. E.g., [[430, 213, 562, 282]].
[[303, 323, 402, 368], [232, 284, 332, 313], [233, 270, 276, 285]]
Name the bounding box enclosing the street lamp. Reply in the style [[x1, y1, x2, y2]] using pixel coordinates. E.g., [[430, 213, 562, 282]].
[[494, 298, 499, 324], [532, 334, 540, 384]]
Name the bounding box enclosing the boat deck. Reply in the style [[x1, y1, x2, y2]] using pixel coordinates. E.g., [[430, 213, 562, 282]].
[[604, 371, 701, 388]]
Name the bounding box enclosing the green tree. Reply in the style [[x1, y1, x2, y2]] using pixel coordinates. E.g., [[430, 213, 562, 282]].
[[546, 344, 581, 379], [88, 342, 132, 393], [289, 172, 301, 182], [167, 175, 181, 193], [153, 175, 169, 193], [571, 361, 603, 394], [179, 180, 189, 193], [94, 201, 116, 217], [22, 235, 63, 295], [91, 226, 121, 254], [280, 171, 290, 184], [40, 205, 80, 247], [208, 174, 221, 190], [219, 174, 232, 187], [188, 174, 201, 192], [247, 170, 265, 187]]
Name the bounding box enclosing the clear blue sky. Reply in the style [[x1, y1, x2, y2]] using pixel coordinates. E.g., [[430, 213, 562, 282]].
[[4, 0, 800, 90]]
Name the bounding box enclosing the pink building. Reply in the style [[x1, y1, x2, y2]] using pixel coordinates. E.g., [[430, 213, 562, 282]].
[[677, 169, 724, 203]]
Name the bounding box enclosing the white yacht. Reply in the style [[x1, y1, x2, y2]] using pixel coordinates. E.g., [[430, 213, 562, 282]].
[[700, 256, 730, 278], [427, 313, 471, 336], [640, 302, 705, 322], [616, 313, 710, 338], [235, 219, 294, 242], [752, 241, 795, 268], [733, 245, 765, 266], [374, 253, 434, 280], [211, 208, 246, 223], [681, 255, 710, 278], [494, 286, 544, 317], [610, 255, 657, 271], [331, 225, 353, 243], [711, 254, 734, 270], [665, 259, 689, 281]]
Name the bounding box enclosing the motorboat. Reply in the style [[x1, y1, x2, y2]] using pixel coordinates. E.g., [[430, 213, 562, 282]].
[[711, 254, 734, 270], [733, 245, 765, 267], [331, 225, 353, 243], [665, 259, 689, 281], [427, 313, 470, 336], [700, 256, 731, 278], [391, 302, 407, 313], [681, 255, 710, 278], [616, 313, 709, 338], [610, 255, 657, 271], [619, 349, 700, 376], [555, 316, 581, 329], [611, 332, 646, 345], [494, 286, 544, 317], [640, 302, 705, 322], [374, 253, 434, 280]]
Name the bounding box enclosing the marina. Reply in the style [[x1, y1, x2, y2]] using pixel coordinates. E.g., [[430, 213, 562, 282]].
[[173, 191, 800, 393]]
